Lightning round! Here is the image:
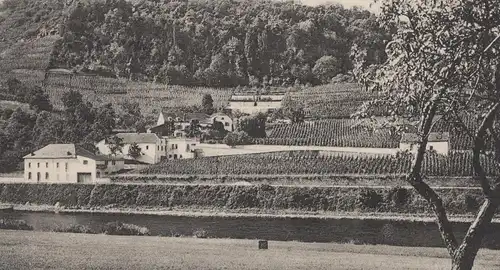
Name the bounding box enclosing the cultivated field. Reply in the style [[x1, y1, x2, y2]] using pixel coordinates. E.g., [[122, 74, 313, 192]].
[[263, 118, 399, 148], [0, 230, 498, 270], [43, 73, 233, 115], [289, 83, 384, 119], [138, 151, 499, 176]]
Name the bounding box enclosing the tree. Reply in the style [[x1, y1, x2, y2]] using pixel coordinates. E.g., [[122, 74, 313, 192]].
[[312, 56, 341, 84], [107, 135, 124, 156], [128, 142, 142, 159], [223, 131, 251, 147], [237, 113, 266, 138], [202, 94, 214, 115], [281, 96, 305, 123], [360, 1, 500, 269], [27, 86, 52, 112], [61, 90, 83, 111]]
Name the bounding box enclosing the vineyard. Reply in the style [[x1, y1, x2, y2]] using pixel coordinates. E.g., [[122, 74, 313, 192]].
[[289, 83, 387, 119], [263, 119, 400, 148], [43, 73, 233, 115], [138, 151, 499, 176]]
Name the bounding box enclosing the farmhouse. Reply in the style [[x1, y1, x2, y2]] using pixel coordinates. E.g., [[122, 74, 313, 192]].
[[96, 133, 166, 164], [400, 132, 450, 155], [23, 144, 124, 183], [153, 110, 233, 136], [227, 92, 285, 115], [209, 112, 233, 132], [165, 137, 201, 160]]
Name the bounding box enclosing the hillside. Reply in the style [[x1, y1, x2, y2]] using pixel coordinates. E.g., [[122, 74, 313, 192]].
[[50, 0, 387, 87]]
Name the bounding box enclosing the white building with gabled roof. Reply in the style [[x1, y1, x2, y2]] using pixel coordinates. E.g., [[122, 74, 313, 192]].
[[400, 132, 450, 155], [23, 144, 123, 183], [96, 133, 166, 164]]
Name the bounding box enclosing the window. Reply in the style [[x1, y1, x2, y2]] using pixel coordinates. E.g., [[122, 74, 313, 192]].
[[429, 146, 434, 151], [158, 146, 160, 151], [97, 172, 101, 178], [83, 160, 88, 165], [65, 163, 68, 171], [180, 155, 183, 159], [28, 162, 31, 168], [112, 160, 116, 165], [56, 162, 59, 168], [28, 172, 32, 180], [105, 161, 108, 166], [146, 146, 149, 150], [221, 117, 225, 120], [161, 146, 164, 151], [45, 172, 49, 180], [46, 162, 48, 168], [37, 163, 40, 168], [225, 122, 229, 126]]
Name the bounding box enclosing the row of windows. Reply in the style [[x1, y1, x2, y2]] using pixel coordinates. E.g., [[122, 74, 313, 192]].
[[28, 172, 71, 181], [28, 172, 49, 180], [28, 162, 69, 170]]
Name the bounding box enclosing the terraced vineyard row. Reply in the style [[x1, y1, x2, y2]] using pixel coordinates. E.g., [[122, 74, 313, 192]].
[[265, 119, 400, 148], [289, 83, 385, 119], [43, 73, 232, 114], [139, 151, 499, 176], [0, 35, 58, 72]]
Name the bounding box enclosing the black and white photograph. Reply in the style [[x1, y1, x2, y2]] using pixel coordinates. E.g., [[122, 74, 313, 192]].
[[0, 0, 499, 269]]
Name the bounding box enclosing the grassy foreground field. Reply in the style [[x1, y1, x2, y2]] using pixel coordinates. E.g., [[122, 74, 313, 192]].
[[0, 230, 499, 270]]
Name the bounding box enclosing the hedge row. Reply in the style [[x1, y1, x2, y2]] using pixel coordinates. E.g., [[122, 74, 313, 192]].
[[0, 183, 489, 215], [111, 175, 480, 187]]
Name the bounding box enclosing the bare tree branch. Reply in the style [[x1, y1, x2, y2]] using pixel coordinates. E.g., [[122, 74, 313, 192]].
[[472, 102, 500, 197]]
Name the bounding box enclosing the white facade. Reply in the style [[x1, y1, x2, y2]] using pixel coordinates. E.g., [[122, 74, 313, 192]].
[[166, 137, 200, 160], [24, 156, 96, 183], [228, 100, 283, 115], [399, 141, 449, 155], [96, 133, 166, 164]]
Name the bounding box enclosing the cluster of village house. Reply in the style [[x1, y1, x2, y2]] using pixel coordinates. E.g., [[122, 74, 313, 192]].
[[22, 92, 287, 183], [21, 90, 452, 184]]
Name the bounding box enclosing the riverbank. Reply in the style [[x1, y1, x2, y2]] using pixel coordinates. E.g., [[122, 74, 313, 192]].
[[0, 183, 492, 216], [0, 230, 499, 270], [8, 203, 500, 223]]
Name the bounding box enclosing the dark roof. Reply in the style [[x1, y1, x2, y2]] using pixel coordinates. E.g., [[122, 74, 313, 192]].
[[114, 133, 160, 144], [24, 144, 77, 159], [24, 144, 115, 160], [401, 132, 450, 143]]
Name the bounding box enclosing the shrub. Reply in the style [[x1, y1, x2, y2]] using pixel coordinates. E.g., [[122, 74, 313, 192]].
[[103, 221, 150, 236], [53, 224, 96, 234], [465, 195, 479, 212], [357, 189, 383, 209], [193, 229, 208, 238], [388, 187, 409, 207], [0, 219, 33, 230]]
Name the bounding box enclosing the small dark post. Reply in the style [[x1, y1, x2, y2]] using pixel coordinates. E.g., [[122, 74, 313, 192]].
[[258, 240, 268, 250]]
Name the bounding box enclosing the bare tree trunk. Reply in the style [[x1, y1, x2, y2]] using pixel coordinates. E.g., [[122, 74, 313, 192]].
[[451, 198, 499, 270], [406, 101, 458, 257], [451, 102, 500, 270]]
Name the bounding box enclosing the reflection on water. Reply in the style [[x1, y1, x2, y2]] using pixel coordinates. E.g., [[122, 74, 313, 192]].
[[1, 211, 500, 249]]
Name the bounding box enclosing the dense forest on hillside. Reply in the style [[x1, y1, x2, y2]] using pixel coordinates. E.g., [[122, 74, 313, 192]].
[[50, 0, 387, 87]]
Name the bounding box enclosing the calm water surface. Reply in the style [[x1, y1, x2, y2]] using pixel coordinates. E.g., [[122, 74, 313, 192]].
[[2, 211, 500, 249]]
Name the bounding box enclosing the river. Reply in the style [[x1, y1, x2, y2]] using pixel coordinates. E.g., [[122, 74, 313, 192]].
[[1, 211, 500, 249]]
